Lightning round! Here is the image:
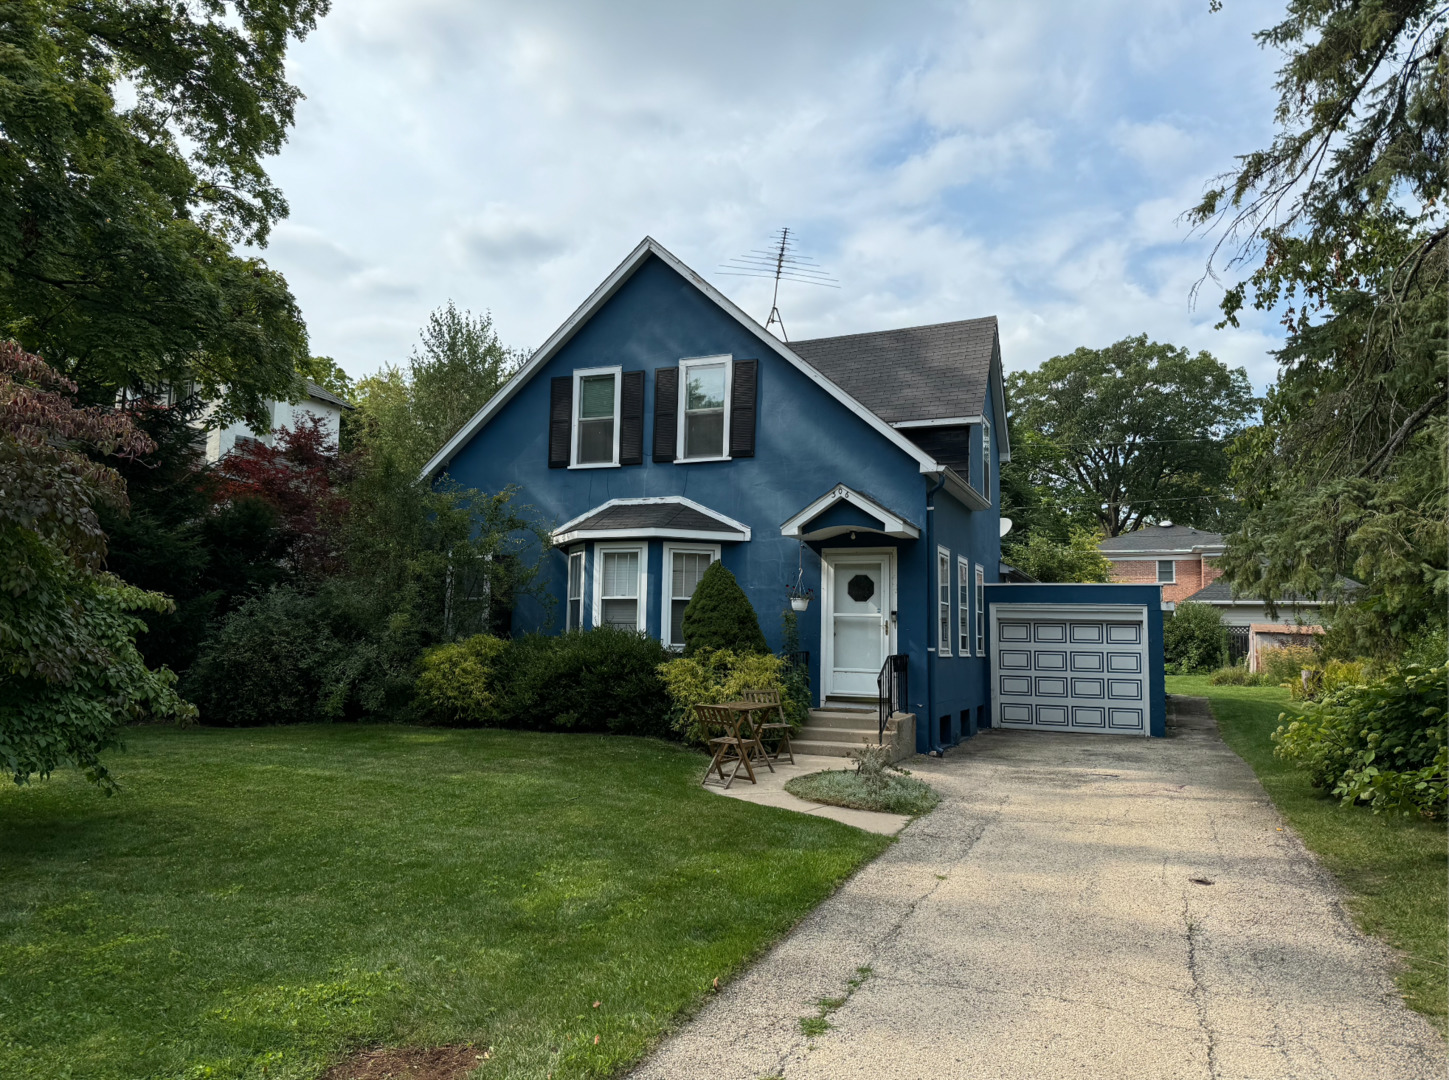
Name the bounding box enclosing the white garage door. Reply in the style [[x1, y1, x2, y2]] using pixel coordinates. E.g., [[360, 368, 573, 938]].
[[990, 604, 1150, 735]]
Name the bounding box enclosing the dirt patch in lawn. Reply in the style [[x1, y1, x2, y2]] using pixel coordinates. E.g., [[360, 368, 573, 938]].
[[322, 1044, 487, 1079]]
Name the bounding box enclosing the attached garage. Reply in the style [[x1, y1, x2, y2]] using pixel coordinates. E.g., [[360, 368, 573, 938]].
[[983, 585, 1166, 737]]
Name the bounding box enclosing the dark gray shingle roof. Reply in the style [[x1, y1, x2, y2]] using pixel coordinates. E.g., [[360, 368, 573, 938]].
[[1098, 524, 1225, 553], [574, 502, 723, 532], [790, 317, 998, 424], [305, 381, 354, 409], [1185, 577, 1360, 604]]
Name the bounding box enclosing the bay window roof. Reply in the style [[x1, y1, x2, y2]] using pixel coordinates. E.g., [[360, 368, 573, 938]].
[[552, 497, 751, 546]]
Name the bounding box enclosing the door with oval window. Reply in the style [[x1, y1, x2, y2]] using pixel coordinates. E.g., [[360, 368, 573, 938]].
[[824, 553, 892, 698]]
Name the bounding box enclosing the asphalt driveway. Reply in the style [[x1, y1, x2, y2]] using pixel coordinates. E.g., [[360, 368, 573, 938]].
[[631, 697, 1444, 1080]]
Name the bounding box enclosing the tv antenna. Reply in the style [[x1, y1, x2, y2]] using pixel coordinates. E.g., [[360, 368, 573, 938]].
[[718, 227, 838, 341]]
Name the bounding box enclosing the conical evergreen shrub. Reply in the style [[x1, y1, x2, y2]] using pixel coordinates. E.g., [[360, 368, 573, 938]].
[[681, 561, 768, 655]]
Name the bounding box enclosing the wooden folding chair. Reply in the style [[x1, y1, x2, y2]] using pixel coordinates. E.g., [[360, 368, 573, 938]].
[[740, 688, 795, 765], [696, 703, 756, 789]]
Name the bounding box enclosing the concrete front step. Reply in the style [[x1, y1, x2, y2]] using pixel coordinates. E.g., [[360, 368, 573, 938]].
[[806, 711, 882, 733], [792, 737, 875, 758]]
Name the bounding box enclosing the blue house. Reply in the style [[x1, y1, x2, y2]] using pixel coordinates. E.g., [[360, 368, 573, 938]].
[[426, 238, 1165, 752]]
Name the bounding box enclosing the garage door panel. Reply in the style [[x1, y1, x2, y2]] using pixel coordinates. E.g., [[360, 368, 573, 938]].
[[991, 609, 1150, 736]]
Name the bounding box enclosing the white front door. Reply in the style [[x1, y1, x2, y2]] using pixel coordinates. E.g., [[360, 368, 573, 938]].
[[824, 553, 891, 698]]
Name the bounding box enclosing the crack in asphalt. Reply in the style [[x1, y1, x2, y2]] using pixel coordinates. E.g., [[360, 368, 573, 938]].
[[1182, 893, 1220, 1080]]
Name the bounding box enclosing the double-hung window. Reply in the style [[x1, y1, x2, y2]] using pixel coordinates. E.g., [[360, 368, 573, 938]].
[[678, 356, 731, 461], [974, 564, 986, 654], [595, 544, 645, 631], [566, 549, 585, 630], [981, 418, 992, 499], [958, 556, 971, 656], [1157, 559, 1175, 584], [937, 547, 952, 656], [664, 544, 718, 649], [573, 367, 620, 466]]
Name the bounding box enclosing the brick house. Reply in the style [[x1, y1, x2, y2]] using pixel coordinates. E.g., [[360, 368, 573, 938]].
[[1098, 523, 1226, 604]]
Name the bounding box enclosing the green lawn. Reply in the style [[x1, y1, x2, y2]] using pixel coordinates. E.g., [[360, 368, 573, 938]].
[[0, 726, 890, 1079], [1168, 676, 1448, 1033]]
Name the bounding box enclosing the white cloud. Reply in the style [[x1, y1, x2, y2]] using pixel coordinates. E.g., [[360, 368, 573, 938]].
[[258, 0, 1289, 392]]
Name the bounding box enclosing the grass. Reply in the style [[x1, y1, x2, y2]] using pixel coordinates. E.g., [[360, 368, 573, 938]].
[[1168, 676, 1447, 1033], [784, 768, 941, 816], [0, 725, 891, 1079]]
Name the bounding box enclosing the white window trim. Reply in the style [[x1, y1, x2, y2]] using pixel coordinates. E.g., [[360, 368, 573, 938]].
[[570, 365, 622, 469], [958, 555, 971, 656], [1157, 559, 1176, 584], [661, 542, 721, 650], [980, 417, 992, 499], [974, 563, 986, 654], [676, 354, 732, 463], [592, 542, 647, 632], [566, 548, 585, 631], [936, 546, 952, 658]]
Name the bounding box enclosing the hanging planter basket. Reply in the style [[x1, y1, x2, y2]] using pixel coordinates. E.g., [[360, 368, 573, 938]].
[[790, 596, 811, 612]]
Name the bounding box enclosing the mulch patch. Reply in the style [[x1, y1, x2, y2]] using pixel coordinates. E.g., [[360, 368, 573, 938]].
[[322, 1044, 488, 1080]]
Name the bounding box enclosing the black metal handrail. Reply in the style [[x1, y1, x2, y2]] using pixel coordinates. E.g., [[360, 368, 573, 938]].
[[877, 654, 908, 743]]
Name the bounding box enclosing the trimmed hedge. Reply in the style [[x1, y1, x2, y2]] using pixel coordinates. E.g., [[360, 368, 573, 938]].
[[681, 561, 767, 655]]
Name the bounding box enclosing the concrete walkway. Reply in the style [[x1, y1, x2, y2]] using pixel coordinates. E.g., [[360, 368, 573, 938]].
[[705, 752, 911, 835], [633, 697, 1445, 1080]]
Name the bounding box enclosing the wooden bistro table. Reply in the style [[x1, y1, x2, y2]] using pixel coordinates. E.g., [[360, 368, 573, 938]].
[[702, 700, 778, 789]]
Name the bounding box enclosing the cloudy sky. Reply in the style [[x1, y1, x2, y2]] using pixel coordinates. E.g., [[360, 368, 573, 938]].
[[257, 0, 1290, 390]]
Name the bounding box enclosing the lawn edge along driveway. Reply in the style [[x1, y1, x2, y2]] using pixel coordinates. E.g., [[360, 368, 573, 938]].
[[1166, 676, 1448, 1034], [0, 724, 893, 1080]]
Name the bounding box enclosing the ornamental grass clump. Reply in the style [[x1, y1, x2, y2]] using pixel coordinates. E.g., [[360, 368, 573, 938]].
[[1273, 663, 1447, 819]]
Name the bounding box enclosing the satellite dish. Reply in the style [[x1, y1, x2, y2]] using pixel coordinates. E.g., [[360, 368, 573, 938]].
[[999, 517, 1013, 538]]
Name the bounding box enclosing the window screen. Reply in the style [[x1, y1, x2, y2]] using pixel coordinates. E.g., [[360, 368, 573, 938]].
[[576, 373, 617, 464], [600, 549, 640, 628], [669, 550, 714, 645]]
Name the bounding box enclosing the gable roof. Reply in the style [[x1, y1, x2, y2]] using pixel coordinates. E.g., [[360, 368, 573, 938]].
[[1099, 523, 1226, 555], [304, 381, 353, 410], [553, 497, 750, 545], [421, 237, 950, 481], [791, 318, 997, 425]]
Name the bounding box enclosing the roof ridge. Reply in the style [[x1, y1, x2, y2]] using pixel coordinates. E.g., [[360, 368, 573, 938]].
[[792, 314, 998, 346]]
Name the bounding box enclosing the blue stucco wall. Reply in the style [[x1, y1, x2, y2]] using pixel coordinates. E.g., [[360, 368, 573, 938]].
[[981, 583, 1167, 737], [440, 254, 932, 707]]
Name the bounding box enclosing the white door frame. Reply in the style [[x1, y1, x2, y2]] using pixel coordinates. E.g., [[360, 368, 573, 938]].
[[820, 547, 898, 703]]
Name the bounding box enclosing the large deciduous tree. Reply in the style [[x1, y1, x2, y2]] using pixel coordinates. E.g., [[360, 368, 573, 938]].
[[1, 341, 192, 789], [0, 0, 328, 425], [1004, 335, 1257, 537], [1189, 0, 1447, 656]]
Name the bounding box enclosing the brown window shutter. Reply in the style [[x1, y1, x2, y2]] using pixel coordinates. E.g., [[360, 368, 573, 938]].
[[619, 370, 645, 465], [653, 366, 678, 462], [548, 376, 572, 468], [729, 359, 758, 458]]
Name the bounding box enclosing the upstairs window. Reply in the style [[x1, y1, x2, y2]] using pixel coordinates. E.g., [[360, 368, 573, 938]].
[[981, 418, 992, 498], [678, 356, 730, 461], [596, 544, 644, 630], [1157, 560, 1175, 584], [566, 549, 585, 630], [573, 368, 620, 466]]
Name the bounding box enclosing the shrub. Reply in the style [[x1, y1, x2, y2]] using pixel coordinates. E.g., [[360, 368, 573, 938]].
[[658, 648, 799, 745], [415, 635, 508, 724], [1257, 643, 1319, 687], [784, 767, 941, 816], [778, 608, 812, 729], [492, 628, 672, 738], [1273, 663, 1447, 818], [680, 561, 767, 655], [1164, 602, 1228, 674], [1287, 658, 1368, 701], [185, 581, 421, 726], [1208, 665, 1266, 686]]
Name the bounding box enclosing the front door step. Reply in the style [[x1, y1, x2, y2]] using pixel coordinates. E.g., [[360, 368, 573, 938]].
[[796, 710, 915, 761]]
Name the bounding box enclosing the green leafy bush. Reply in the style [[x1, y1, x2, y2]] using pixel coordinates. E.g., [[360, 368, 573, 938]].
[[1164, 601, 1228, 674], [681, 561, 767, 655], [778, 608, 812, 729], [415, 635, 508, 724], [185, 581, 422, 726], [1208, 665, 1267, 686], [1273, 664, 1448, 818], [1258, 643, 1319, 687], [1287, 658, 1368, 701], [491, 628, 672, 737], [658, 648, 798, 745]]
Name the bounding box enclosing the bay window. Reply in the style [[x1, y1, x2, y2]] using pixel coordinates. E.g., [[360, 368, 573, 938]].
[[664, 544, 719, 648], [594, 544, 645, 631]]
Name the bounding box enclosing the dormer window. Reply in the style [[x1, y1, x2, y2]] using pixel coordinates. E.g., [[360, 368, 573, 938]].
[[678, 356, 731, 461], [572, 367, 620, 466]]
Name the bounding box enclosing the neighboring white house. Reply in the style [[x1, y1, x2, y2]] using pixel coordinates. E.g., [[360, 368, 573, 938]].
[[203, 381, 351, 463]]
